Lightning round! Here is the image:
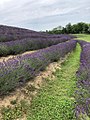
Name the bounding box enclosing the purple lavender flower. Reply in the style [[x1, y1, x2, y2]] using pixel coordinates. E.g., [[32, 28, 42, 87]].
[[0, 40, 77, 95], [75, 40, 90, 118]]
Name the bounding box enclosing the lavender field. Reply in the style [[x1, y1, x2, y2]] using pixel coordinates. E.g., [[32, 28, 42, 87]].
[[0, 25, 90, 120], [0, 25, 75, 56]]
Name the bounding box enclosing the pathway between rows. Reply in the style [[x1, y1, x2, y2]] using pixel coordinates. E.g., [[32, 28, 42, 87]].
[[27, 44, 81, 120]]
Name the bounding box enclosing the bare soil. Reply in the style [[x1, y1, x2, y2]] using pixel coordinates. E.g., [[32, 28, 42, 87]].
[[0, 50, 36, 62]]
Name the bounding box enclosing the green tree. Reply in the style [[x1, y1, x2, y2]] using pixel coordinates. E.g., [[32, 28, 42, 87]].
[[46, 22, 90, 34], [65, 23, 72, 33]]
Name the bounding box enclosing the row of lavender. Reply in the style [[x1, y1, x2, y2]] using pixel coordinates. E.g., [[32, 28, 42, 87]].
[[76, 40, 90, 119], [0, 25, 47, 42], [0, 35, 73, 56], [0, 32, 74, 42], [0, 40, 77, 95], [0, 25, 75, 42]]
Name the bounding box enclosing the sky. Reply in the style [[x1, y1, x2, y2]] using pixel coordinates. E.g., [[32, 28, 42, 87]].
[[0, 0, 90, 31]]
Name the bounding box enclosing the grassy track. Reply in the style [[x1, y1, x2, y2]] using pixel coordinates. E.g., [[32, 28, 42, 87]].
[[27, 44, 81, 120], [75, 34, 90, 42]]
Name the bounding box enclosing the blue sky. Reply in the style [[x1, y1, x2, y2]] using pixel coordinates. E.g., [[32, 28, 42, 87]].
[[0, 0, 90, 31]]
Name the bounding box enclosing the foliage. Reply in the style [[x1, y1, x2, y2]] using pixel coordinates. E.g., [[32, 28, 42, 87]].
[[47, 22, 90, 34], [1, 100, 29, 120]]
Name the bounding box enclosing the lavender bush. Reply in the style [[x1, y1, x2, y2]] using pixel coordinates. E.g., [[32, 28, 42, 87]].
[[0, 36, 72, 56], [0, 25, 75, 42], [0, 40, 77, 95], [0, 25, 48, 42], [75, 40, 90, 119]]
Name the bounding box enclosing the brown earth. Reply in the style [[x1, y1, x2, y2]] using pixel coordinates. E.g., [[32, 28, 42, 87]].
[[0, 50, 36, 62]]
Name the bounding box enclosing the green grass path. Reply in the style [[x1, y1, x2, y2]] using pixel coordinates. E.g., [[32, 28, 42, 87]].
[[27, 44, 81, 120], [75, 34, 90, 42]]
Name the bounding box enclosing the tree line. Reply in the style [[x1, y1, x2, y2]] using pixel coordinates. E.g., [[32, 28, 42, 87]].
[[46, 22, 90, 34]]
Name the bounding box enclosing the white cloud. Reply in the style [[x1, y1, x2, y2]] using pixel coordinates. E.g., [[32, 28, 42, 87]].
[[0, 0, 11, 5], [0, 0, 90, 30]]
